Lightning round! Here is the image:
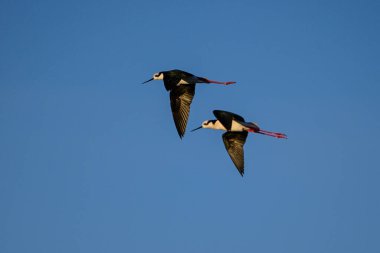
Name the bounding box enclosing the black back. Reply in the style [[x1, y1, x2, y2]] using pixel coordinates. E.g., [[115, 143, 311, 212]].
[[213, 110, 245, 131], [163, 69, 195, 91]]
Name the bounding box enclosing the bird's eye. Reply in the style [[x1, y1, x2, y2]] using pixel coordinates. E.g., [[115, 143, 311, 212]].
[[154, 73, 160, 77]]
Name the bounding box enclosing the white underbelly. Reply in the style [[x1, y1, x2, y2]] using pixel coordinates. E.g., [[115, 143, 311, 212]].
[[231, 120, 248, 131]]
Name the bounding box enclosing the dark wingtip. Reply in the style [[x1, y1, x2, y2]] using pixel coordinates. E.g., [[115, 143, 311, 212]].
[[178, 131, 185, 139]]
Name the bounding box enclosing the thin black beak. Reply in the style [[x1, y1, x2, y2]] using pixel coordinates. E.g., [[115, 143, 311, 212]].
[[142, 78, 154, 84], [191, 126, 203, 132]]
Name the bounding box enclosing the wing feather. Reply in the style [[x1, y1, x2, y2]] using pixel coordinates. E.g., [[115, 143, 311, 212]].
[[169, 85, 196, 138], [222, 131, 248, 176]]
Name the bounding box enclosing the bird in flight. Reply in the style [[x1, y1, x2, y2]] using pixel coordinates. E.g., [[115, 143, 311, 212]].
[[192, 110, 287, 176], [143, 69, 236, 139]]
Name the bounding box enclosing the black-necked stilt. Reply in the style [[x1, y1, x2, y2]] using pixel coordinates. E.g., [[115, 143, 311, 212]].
[[192, 110, 287, 176], [143, 69, 236, 139]]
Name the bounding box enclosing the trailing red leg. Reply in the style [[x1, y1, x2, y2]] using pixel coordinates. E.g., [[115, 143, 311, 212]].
[[257, 129, 287, 139]]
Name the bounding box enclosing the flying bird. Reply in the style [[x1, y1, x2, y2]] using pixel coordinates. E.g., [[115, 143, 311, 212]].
[[143, 69, 236, 138], [192, 110, 287, 176]]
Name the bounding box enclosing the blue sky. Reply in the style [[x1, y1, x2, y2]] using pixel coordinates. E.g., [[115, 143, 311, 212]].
[[1, 0, 379, 252]]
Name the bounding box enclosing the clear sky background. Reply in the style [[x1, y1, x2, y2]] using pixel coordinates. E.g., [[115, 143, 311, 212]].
[[1, 0, 379, 252]]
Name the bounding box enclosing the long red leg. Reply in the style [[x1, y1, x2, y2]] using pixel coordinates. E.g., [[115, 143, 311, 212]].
[[205, 79, 236, 85], [258, 129, 287, 139]]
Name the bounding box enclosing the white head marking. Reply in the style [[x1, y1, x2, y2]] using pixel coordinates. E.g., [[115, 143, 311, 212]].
[[201, 120, 215, 129], [153, 72, 164, 80]]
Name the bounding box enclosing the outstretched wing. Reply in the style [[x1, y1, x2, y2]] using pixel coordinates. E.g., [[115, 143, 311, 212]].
[[222, 131, 248, 176], [213, 110, 245, 130], [170, 84, 196, 138]]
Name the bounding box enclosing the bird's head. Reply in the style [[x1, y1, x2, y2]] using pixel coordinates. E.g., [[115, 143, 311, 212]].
[[142, 72, 164, 84], [191, 120, 218, 132], [153, 72, 164, 80]]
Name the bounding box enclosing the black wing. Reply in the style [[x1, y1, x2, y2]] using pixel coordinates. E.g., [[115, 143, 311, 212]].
[[163, 70, 195, 91], [222, 131, 248, 176], [169, 84, 196, 138], [213, 110, 245, 131]]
